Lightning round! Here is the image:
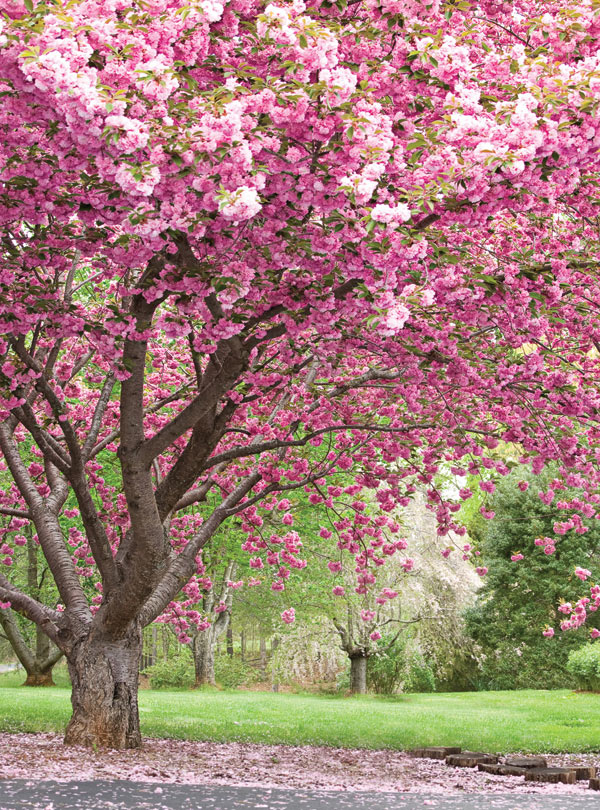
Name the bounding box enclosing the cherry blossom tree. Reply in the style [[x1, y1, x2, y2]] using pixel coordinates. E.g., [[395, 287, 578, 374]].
[[2, 0, 600, 749]]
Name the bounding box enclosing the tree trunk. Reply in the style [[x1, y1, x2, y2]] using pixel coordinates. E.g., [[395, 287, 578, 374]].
[[64, 628, 142, 749], [271, 636, 279, 692], [240, 630, 245, 661], [226, 623, 233, 657], [259, 635, 267, 678], [192, 628, 217, 686], [151, 624, 158, 667], [24, 669, 55, 687], [349, 654, 368, 695]]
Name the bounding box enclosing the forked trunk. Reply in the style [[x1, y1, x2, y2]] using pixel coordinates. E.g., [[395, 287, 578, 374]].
[[350, 653, 368, 694], [24, 669, 55, 687], [64, 628, 142, 749]]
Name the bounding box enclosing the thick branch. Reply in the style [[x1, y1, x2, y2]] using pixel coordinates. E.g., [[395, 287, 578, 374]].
[[12, 403, 71, 473], [42, 643, 64, 670], [90, 385, 191, 458], [0, 577, 62, 648], [103, 257, 172, 632], [171, 462, 228, 512], [81, 372, 116, 460], [0, 424, 89, 620], [0, 506, 30, 519], [140, 337, 247, 467]]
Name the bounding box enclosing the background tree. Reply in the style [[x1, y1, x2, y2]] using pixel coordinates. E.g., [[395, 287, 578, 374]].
[[465, 466, 600, 690], [0, 528, 62, 686]]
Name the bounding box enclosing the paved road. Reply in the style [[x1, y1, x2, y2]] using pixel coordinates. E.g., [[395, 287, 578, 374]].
[[0, 781, 599, 810]]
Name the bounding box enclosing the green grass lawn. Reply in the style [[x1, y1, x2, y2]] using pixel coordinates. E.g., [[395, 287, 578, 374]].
[[0, 669, 598, 753]]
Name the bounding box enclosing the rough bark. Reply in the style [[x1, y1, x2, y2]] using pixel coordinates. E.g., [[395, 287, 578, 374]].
[[350, 653, 368, 694], [64, 627, 142, 749], [226, 623, 233, 657]]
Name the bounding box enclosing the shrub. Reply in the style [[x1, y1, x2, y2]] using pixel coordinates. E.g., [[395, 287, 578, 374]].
[[566, 645, 600, 691], [367, 636, 436, 694], [214, 656, 261, 689], [145, 657, 194, 689], [336, 662, 351, 693], [367, 635, 407, 695], [404, 652, 436, 693]]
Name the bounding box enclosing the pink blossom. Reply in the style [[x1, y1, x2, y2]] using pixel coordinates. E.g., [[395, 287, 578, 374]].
[[370, 203, 411, 224], [219, 186, 262, 221], [281, 607, 295, 624]]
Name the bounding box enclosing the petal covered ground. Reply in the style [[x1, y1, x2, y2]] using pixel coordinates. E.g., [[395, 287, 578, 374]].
[[0, 734, 598, 795]]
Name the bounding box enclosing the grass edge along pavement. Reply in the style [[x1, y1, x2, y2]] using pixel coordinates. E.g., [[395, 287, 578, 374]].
[[0, 680, 599, 753]]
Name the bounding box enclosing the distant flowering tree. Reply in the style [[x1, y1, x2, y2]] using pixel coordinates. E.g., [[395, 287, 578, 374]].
[[2, 0, 600, 749]]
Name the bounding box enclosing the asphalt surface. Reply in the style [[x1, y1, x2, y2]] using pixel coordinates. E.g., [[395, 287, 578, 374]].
[[0, 781, 599, 810]]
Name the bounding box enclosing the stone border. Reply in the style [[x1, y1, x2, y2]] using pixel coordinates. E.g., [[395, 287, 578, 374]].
[[408, 748, 599, 790]]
